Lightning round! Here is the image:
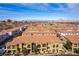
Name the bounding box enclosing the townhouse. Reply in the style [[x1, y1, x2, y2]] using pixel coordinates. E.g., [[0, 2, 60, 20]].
[[5, 35, 64, 55], [64, 35, 79, 54], [56, 29, 79, 36], [4, 22, 79, 55], [22, 24, 57, 36]]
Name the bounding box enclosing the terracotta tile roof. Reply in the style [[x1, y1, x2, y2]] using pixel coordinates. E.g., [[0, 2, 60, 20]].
[[6, 35, 61, 46], [65, 35, 79, 43], [22, 25, 56, 35], [22, 29, 56, 34], [57, 29, 79, 33]]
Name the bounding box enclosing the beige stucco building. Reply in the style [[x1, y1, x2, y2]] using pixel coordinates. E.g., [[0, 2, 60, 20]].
[[65, 35, 79, 54], [5, 35, 64, 55]]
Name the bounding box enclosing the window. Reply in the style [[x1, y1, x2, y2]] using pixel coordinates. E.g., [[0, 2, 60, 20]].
[[7, 46, 10, 49], [13, 50, 16, 54], [12, 45, 15, 49], [52, 49, 55, 53], [27, 44, 31, 48], [22, 43, 26, 48], [17, 44, 20, 52], [53, 45, 55, 48], [28, 49, 31, 53], [73, 48, 77, 53], [37, 49, 40, 52], [37, 44, 41, 48], [47, 46, 50, 49], [7, 50, 11, 54], [42, 48, 46, 51], [22, 43, 26, 46], [56, 45, 58, 48], [17, 44, 19, 48], [74, 44, 77, 47], [42, 44, 46, 47]]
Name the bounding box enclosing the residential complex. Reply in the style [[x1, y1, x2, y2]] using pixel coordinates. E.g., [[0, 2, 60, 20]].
[[0, 22, 79, 56], [5, 35, 63, 55]]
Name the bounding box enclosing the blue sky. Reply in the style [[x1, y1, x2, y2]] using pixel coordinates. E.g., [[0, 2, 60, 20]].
[[0, 3, 79, 21]]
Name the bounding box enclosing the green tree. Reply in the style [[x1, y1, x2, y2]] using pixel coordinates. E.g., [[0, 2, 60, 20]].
[[32, 43, 39, 54], [74, 48, 79, 54], [7, 19, 12, 22], [22, 47, 28, 55], [63, 40, 72, 50]]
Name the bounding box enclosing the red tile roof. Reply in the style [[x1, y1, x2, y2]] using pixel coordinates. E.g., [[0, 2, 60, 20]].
[[56, 29, 79, 33], [65, 35, 79, 43], [6, 35, 61, 46], [22, 24, 56, 35]]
